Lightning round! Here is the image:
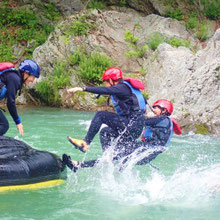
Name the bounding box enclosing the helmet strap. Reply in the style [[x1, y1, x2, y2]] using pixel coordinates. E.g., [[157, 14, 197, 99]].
[[109, 79, 114, 86], [22, 72, 30, 84]]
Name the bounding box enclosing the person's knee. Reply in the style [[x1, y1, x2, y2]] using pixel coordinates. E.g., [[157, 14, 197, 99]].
[[95, 110, 108, 119], [100, 127, 109, 137], [100, 127, 112, 151]]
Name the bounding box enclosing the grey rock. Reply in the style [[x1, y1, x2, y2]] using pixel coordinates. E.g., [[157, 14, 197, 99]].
[[33, 10, 219, 135], [17, 0, 84, 16], [145, 29, 220, 136], [33, 12, 193, 74]]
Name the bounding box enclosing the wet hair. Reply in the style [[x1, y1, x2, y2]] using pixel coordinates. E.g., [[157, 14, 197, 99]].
[[154, 105, 171, 116]]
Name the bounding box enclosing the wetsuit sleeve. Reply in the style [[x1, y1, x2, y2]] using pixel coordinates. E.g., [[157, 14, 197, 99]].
[[6, 74, 21, 124], [145, 116, 167, 126], [85, 84, 131, 96]]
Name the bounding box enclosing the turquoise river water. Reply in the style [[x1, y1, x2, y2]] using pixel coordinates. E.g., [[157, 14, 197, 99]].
[[0, 107, 219, 220]]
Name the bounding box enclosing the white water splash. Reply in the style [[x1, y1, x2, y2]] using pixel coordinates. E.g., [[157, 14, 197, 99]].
[[77, 147, 220, 206], [67, 134, 220, 208]]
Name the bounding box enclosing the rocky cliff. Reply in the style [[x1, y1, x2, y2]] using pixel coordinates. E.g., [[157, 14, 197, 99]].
[[32, 8, 220, 136]]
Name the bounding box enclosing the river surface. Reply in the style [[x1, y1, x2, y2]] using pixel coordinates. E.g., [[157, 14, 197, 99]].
[[0, 107, 219, 220]]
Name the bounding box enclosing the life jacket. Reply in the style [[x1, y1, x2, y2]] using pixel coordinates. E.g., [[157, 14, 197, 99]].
[[0, 62, 18, 100], [111, 78, 146, 116], [171, 118, 182, 135], [141, 116, 173, 147], [0, 62, 16, 75]]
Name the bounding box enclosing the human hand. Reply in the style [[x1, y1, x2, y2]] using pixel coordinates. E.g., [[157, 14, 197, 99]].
[[17, 123, 24, 136], [67, 87, 83, 94]]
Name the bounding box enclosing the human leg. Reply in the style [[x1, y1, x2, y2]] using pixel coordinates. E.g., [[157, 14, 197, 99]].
[[0, 110, 9, 136], [136, 150, 164, 165], [84, 111, 128, 144], [68, 111, 129, 152], [99, 126, 119, 152], [62, 154, 98, 172]]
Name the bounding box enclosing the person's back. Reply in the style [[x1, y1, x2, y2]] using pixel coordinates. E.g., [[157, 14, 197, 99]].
[[0, 60, 40, 136]]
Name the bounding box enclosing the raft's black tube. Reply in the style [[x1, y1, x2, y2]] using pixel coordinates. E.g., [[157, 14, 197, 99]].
[[0, 136, 66, 186]]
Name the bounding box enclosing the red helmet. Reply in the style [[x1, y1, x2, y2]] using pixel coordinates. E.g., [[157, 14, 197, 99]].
[[153, 99, 173, 115], [102, 67, 123, 81]]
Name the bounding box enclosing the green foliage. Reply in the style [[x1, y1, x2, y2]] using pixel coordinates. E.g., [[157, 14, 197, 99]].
[[165, 8, 183, 20], [126, 45, 149, 58], [68, 48, 86, 66], [118, 0, 128, 7], [43, 3, 61, 20], [95, 96, 107, 106], [147, 32, 165, 50], [35, 81, 57, 105], [147, 32, 192, 50], [0, 6, 55, 62], [165, 37, 190, 48], [195, 123, 210, 135], [65, 14, 95, 36], [188, 0, 195, 4], [187, 0, 219, 20], [78, 53, 114, 85], [185, 15, 199, 30], [139, 66, 147, 76], [52, 62, 71, 89], [203, 0, 220, 20], [125, 50, 138, 57], [87, 0, 106, 10], [68, 49, 114, 85], [163, 0, 178, 7], [195, 22, 210, 41], [124, 30, 138, 46], [124, 30, 149, 58], [142, 92, 149, 100], [0, 7, 36, 27], [35, 61, 71, 106], [185, 13, 211, 42]]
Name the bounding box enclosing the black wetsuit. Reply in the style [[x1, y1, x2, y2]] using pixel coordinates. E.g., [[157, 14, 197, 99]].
[[77, 115, 173, 169], [0, 71, 22, 135], [67, 81, 147, 170], [83, 82, 145, 146]]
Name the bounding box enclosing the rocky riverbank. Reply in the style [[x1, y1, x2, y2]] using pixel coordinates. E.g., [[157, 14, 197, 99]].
[[32, 9, 219, 136], [1, 1, 219, 136]]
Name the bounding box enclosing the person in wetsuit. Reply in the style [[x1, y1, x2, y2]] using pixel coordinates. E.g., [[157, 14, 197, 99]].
[[0, 59, 40, 136], [63, 67, 146, 169], [63, 99, 181, 172], [66, 67, 146, 151], [116, 99, 182, 167]]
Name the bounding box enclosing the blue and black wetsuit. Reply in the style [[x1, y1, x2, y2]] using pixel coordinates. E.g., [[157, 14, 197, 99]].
[[118, 115, 174, 166], [70, 80, 146, 169], [0, 71, 22, 135], [84, 80, 146, 146], [77, 115, 173, 169]]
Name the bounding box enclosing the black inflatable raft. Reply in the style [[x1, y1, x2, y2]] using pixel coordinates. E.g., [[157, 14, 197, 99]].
[[0, 136, 66, 191]]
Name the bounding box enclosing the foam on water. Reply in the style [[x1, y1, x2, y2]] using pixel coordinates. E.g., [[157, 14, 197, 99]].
[[67, 136, 220, 208]]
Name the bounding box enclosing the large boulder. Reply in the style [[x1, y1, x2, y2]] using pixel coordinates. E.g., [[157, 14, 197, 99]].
[[33, 9, 219, 135], [145, 29, 220, 135], [33, 11, 193, 75]]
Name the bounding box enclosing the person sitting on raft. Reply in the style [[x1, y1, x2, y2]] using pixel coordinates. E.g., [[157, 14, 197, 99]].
[[0, 59, 40, 136], [66, 66, 146, 154], [63, 99, 181, 172]]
